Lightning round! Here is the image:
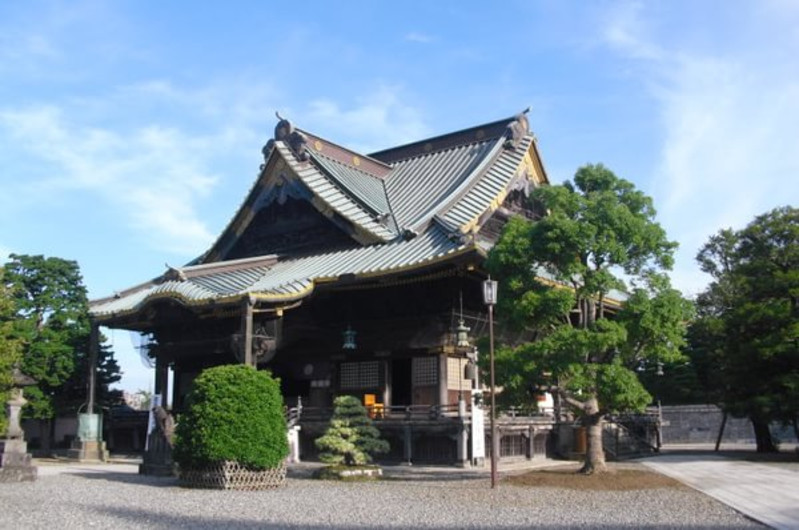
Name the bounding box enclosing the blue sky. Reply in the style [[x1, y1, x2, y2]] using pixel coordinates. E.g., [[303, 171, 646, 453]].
[[2, 0, 798, 393]]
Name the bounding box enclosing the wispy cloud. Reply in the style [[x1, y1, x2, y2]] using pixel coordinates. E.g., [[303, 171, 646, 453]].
[[304, 85, 429, 152], [0, 105, 218, 255], [404, 32, 434, 44], [0, 79, 429, 255], [600, 3, 799, 296], [601, 2, 662, 60]]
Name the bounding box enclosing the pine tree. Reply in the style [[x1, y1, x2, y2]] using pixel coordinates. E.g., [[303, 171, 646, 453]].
[[315, 395, 389, 466], [2, 254, 122, 448], [486, 164, 688, 474]]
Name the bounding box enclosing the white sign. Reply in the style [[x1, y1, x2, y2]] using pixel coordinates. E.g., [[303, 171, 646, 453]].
[[471, 391, 485, 462]]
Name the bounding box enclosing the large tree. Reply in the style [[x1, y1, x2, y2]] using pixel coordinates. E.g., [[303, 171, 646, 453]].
[[693, 206, 799, 451], [486, 164, 689, 473], [2, 254, 121, 448]]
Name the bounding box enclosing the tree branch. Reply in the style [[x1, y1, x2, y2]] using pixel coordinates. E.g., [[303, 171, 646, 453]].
[[537, 385, 586, 412]]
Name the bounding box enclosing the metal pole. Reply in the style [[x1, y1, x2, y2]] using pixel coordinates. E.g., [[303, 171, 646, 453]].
[[87, 322, 99, 414], [489, 303, 497, 489]]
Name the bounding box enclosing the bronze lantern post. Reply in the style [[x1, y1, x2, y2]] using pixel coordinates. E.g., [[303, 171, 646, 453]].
[[482, 277, 498, 488]]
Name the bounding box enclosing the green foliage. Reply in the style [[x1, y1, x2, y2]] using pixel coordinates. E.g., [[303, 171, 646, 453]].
[[2, 254, 121, 421], [0, 271, 23, 434], [526, 165, 676, 309], [484, 163, 692, 467], [315, 395, 389, 466], [173, 365, 289, 470], [487, 165, 686, 423], [691, 206, 799, 449]]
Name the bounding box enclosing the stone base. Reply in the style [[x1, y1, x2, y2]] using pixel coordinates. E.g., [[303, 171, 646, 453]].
[[139, 432, 176, 476], [0, 465, 37, 482], [316, 465, 383, 481], [139, 462, 176, 476], [0, 439, 37, 482], [67, 440, 109, 462]]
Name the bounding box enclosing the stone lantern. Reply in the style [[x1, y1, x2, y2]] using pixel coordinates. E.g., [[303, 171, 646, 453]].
[[0, 368, 38, 482]]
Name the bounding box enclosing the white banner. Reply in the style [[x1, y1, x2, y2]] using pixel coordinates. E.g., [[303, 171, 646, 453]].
[[471, 391, 485, 461], [144, 393, 162, 451]]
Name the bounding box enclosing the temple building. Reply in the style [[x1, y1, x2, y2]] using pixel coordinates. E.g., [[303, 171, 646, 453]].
[[89, 109, 555, 464]]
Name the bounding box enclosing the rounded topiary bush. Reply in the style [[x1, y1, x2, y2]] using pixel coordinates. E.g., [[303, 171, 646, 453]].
[[173, 364, 288, 471]]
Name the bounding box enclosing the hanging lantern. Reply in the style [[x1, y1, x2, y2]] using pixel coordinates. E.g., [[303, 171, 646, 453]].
[[456, 319, 471, 348], [482, 278, 498, 305], [464, 361, 476, 380], [342, 325, 357, 350]]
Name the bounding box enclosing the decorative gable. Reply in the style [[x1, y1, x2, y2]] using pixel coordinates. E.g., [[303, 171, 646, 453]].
[[225, 197, 359, 260]]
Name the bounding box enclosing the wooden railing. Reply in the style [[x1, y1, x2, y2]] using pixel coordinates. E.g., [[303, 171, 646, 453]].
[[289, 403, 468, 423]]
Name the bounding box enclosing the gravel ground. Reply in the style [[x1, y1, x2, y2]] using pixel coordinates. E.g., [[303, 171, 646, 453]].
[[0, 463, 763, 529]]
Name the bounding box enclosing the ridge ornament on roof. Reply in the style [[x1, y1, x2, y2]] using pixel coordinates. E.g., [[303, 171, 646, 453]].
[[262, 112, 310, 166], [504, 107, 531, 150]]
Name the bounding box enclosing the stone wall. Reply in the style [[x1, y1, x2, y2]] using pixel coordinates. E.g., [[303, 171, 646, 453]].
[[661, 405, 794, 444]]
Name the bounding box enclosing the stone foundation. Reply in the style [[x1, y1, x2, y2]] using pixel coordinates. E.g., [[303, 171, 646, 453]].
[[0, 440, 37, 483], [67, 439, 109, 462]]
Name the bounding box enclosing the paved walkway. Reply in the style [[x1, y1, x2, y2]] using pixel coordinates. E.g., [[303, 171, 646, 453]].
[[641, 453, 799, 530]]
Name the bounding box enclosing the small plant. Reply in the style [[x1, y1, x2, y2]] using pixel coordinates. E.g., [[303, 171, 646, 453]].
[[173, 364, 288, 470], [315, 395, 389, 466]]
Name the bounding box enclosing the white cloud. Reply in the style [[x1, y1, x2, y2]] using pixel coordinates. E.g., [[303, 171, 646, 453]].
[[600, 3, 799, 297], [0, 105, 219, 255], [304, 85, 429, 152]]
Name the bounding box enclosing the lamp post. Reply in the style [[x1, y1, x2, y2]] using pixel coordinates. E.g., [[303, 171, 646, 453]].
[[655, 361, 664, 452], [482, 277, 498, 489]]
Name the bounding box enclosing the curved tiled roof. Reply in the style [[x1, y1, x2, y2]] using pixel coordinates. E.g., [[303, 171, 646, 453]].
[[384, 137, 504, 229], [90, 112, 546, 321], [439, 135, 533, 233], [90, 225, 468, 319], [276, 143, 396, 242], [308, 151, 390, 217]]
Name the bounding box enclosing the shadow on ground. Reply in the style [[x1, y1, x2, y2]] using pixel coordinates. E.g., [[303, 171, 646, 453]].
[[90, 505, 756, 530], [69, 471, 179, 487]]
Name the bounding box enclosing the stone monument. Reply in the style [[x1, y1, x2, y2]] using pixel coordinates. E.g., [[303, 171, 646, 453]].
[[0, 370, 37, 482], [139, 405, 176, 476]]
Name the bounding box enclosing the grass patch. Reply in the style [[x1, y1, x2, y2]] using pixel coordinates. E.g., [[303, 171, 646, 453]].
[[505, 464, 683, 491]]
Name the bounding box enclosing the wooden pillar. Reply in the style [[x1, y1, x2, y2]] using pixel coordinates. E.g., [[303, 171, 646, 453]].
[[87, 322, 99, 414], [438, 354, 448, 409], [154, 357, 169, 406], [527, 426, 536, 459], [241, 296, 254, 367], [382, 359, 391, 408], [172, 371, 181, 412], [403, 423, 413, 465]]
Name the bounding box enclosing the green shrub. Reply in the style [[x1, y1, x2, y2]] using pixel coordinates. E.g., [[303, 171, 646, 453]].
[[315, 395, 389, 466], [173, 364, 288, 470]]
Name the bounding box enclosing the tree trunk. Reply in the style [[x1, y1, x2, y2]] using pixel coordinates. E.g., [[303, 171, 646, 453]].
[[580, 397, 607, 474], [751, 416, 778, 453]]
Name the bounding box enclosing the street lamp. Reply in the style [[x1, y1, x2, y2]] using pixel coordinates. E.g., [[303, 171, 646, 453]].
[[482, 277, 498, 489]]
